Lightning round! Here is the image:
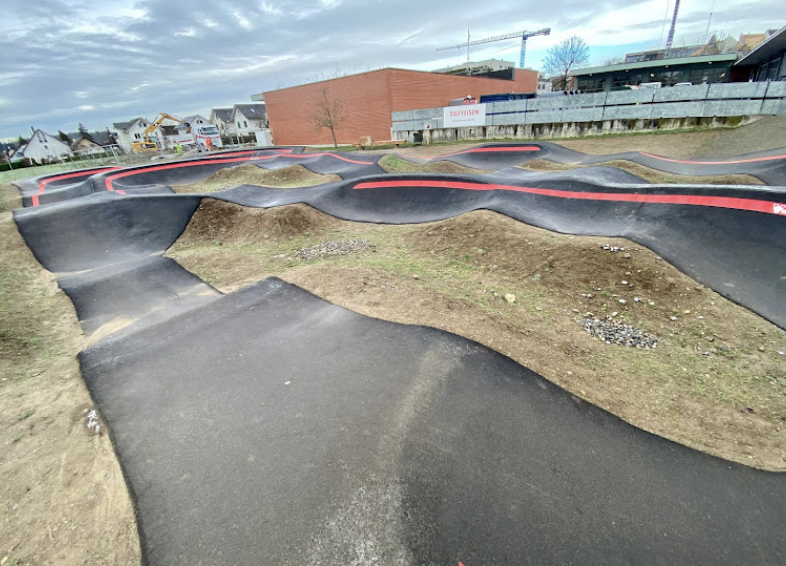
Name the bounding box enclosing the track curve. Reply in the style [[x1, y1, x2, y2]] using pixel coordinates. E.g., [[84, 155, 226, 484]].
[[9, 142, 786, 565]]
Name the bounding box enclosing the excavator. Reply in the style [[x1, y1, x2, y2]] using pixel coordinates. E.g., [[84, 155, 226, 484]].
[[131, 113, 223, 153], [131, 113, 184, 153]]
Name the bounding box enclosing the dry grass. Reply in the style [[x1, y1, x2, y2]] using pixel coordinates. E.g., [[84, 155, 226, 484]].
[[0, 212, 140, 566]]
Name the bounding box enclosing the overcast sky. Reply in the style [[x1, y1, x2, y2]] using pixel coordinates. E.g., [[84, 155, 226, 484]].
[[0, 0, 782, 141]]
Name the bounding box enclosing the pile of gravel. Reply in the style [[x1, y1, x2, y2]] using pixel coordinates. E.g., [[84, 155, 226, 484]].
[[296, 239, 375, 260], [581, 317, 658, 349]]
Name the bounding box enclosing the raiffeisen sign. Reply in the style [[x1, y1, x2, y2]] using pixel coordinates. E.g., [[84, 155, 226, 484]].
[[443, 103, 487, 127]]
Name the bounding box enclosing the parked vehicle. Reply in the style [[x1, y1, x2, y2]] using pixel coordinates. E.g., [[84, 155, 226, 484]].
[[191, 124, 223, 151]]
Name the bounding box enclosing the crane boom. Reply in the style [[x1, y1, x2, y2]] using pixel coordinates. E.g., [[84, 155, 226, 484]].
[[437, 28, 550, 69]]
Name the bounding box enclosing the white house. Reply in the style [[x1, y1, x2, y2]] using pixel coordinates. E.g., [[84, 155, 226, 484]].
[[112, 117, 151, 150], [210, 108, 236, 138], [183, 114, 211, 128], [231, 104, 267, 139], [15, 130, 72, 163]]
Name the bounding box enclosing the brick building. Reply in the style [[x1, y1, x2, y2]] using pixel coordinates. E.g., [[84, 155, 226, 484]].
[[260, 67, 537, 145]]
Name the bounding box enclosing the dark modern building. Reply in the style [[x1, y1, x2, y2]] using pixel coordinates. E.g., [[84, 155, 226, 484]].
[[572, 54, 738, 93], [733, 25, 786, 81]]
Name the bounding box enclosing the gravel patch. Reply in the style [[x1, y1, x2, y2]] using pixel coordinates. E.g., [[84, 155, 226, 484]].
[[582, 317, 658, 349], [296, 239, 375, 260]]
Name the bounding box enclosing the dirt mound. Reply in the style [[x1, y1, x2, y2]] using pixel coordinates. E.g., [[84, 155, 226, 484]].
[[693, 116, 786, 158], [559, 117, 786, 160], [177, 199, 340, 244], [172, 164, 341, 193], [521, 159, 764, 185], [405, 210, 692, 303], [379, 154, 488, 175], [171, 206, 786, 469]]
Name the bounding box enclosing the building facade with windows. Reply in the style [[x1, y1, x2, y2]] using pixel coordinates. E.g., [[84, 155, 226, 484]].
[[733, 25, 786, 81], [572, 54, 738, 93]]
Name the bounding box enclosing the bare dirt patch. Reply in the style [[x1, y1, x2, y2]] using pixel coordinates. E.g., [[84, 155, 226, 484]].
[[0, 213, 140, 565], [168, 200, 786, 471], [520, 159, 764, 185], [171, 163, 341, 193], [378, 154, 490, 175], [0, 183, 21, 212]]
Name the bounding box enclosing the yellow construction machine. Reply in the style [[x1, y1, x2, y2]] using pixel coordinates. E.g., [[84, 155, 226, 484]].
[[131, 113, 184, 153]]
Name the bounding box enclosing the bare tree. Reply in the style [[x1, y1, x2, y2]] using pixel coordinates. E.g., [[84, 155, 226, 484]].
[[603, 56, 625, 66], [544, 36, 591, 90], [253, 115, 270, 129], [311, 86, 346, 149]]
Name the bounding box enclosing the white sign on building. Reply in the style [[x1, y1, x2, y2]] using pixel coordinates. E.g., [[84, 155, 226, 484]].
[[443, 103, 487, 128]]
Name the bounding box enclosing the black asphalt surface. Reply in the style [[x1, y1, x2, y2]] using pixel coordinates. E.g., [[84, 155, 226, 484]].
[[400, 142, 786, 185], [79, 278, 786, 566], [9, 143, 786, 565]]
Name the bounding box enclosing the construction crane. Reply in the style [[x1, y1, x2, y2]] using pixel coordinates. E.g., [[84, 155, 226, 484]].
[[437, 28, 551, 72], [665, 0, 681, 50]]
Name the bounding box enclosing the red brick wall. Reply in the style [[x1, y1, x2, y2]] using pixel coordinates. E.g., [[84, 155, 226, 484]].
[[264, 71, 393, 146], [387, 68, 536, 112], [263, 68, 538, 145]]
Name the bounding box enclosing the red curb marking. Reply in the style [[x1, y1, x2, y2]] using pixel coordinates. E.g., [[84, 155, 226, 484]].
[[353, 179, 786, 216], [640, 152, 786, 165], [103, 151, 376, 191], [31, 167, 121, 207], [283, 153, 376, 165]]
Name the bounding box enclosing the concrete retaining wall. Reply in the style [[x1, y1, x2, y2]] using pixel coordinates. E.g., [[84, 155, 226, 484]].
[[391, 81, 786, 141]]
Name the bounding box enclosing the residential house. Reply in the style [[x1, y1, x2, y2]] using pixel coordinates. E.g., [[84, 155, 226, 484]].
[[112, 117, 151, 150], [14, 129, 72, 163], [210, 108, 235, 138], [231, 103, 267, 139], [71, 136, 103, 153], [183, 114, 211, 127]]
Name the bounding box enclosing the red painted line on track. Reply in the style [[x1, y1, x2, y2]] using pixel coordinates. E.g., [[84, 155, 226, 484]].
[[353, 179, 786, 216], [32, 167, 120, 207], [640, 152, 786, 165], [103, 156, 279, 190], [281, 153, 375, 165], [103, 151, 375, 191]]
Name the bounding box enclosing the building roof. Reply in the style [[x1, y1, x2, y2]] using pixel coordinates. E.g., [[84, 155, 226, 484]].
[[573, 53, 739, 77], [440, 59, 515, 73], [233, 103, 266, 119], [183, 114, 209, 125], [70, 136, 100, 149], [211, 108, 233, 122], [735, 25, 786, 66], [112, 118, 145, 131]]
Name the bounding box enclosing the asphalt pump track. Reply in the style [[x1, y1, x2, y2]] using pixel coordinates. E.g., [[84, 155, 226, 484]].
[[11, 143, 786, 565]]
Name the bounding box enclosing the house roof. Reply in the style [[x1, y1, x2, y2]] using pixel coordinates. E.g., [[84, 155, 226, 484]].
[[70, 136, 100, 149], [112, 117, 146, 132], [183, 114, 209, 125], [735, 25, 786, 66], [233, 103, 266, 119], [211, 108, 233, 122], [572, 53, 739, 77]]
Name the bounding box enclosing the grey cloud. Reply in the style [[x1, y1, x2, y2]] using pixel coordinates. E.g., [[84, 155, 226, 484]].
[[0, 0, 781, 139]]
